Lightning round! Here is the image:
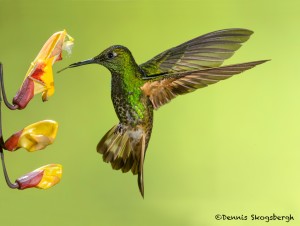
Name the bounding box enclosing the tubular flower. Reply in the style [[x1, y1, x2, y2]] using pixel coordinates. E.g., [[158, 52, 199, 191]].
[[13, 30, 74, 109], [4, 120, 58, 152], [16, 164, 62, 190]]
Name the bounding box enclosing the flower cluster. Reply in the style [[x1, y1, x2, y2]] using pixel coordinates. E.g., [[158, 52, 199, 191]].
[[0, 30, 74, 190]]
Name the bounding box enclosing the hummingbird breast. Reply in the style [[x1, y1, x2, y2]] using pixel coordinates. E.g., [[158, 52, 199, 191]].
[[111, 74, 153, 128], [111, 74, 153, 151]]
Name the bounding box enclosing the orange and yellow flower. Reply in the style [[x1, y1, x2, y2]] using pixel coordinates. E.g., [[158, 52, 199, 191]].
[[13, 30, 74, 109], [4, 120, 58, 152], [16, 164, 62, 190]]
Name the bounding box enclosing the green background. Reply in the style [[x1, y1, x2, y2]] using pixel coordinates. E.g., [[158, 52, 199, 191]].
[[0, 0, 299, 225]]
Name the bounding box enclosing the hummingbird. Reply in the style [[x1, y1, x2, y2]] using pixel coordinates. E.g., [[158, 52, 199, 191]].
[[60, 28, 268, 197]]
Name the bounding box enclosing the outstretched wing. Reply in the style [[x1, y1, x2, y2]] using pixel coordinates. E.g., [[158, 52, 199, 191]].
[[140, 28, 253, 75], [141, 60, 268, 110]]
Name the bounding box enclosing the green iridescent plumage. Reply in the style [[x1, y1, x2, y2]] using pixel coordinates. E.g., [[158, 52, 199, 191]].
[[61, 28, 268, 197]]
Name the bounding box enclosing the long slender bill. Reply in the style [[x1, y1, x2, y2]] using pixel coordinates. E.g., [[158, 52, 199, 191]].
[[57, 58, 95, 73]]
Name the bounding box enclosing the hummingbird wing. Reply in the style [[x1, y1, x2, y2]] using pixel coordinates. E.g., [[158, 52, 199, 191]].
[[141, 60, 268, 109], [140, 28, 253, 75]]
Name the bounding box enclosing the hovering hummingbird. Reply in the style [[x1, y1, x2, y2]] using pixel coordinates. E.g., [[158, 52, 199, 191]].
[[60, 28, 268, 197]]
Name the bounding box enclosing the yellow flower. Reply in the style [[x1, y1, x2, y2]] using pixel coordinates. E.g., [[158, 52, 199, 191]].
[[13, 30, 74, 109], [16, 164, 62, 190], [4, 120, 58, 152]]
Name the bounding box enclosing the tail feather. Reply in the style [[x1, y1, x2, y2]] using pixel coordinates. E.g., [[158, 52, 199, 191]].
[[121, 139, 132, 161], [97, 124, 146, 197], [122, 154, 134, 173], [111, 157, 124, 170], [138, 171, 144, 198], [131, 160, 139, 175], [97, 126, 116, 155], [138, 133, 146, 198], [115, 135, 129, 159]]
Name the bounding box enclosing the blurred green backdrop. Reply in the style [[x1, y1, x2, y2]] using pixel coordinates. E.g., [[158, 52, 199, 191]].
[[0, 0, 299, 225]]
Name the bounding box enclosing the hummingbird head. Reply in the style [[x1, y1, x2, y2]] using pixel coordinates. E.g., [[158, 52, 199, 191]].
[[59, 45, 136, 74]]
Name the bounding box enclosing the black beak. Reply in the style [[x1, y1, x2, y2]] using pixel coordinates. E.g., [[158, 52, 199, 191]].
[[57, 58, 96, 73]]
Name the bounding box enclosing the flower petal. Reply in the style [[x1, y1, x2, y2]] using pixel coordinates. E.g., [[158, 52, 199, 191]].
[[4, 120, 58, 152], [16, 170, 44, 190], [13, 30, 74, 109], [3, 130, 23, 151], [36, 164, 62, 189], [16, 164, 62, 190], [12, 77, 34, 110]]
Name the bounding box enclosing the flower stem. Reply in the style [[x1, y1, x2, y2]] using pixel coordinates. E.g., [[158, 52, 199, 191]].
[[0, 63, 18, 110], [0, 64, 19, 189], [0, 149, 19, 189]]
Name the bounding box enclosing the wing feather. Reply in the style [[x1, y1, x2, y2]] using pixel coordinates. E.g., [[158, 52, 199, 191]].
[[140, 28, 254, 75], [141, 60, 268, 110]]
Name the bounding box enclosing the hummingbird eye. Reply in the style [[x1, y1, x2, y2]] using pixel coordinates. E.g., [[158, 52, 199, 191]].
[[107, 52, 117, 59]]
